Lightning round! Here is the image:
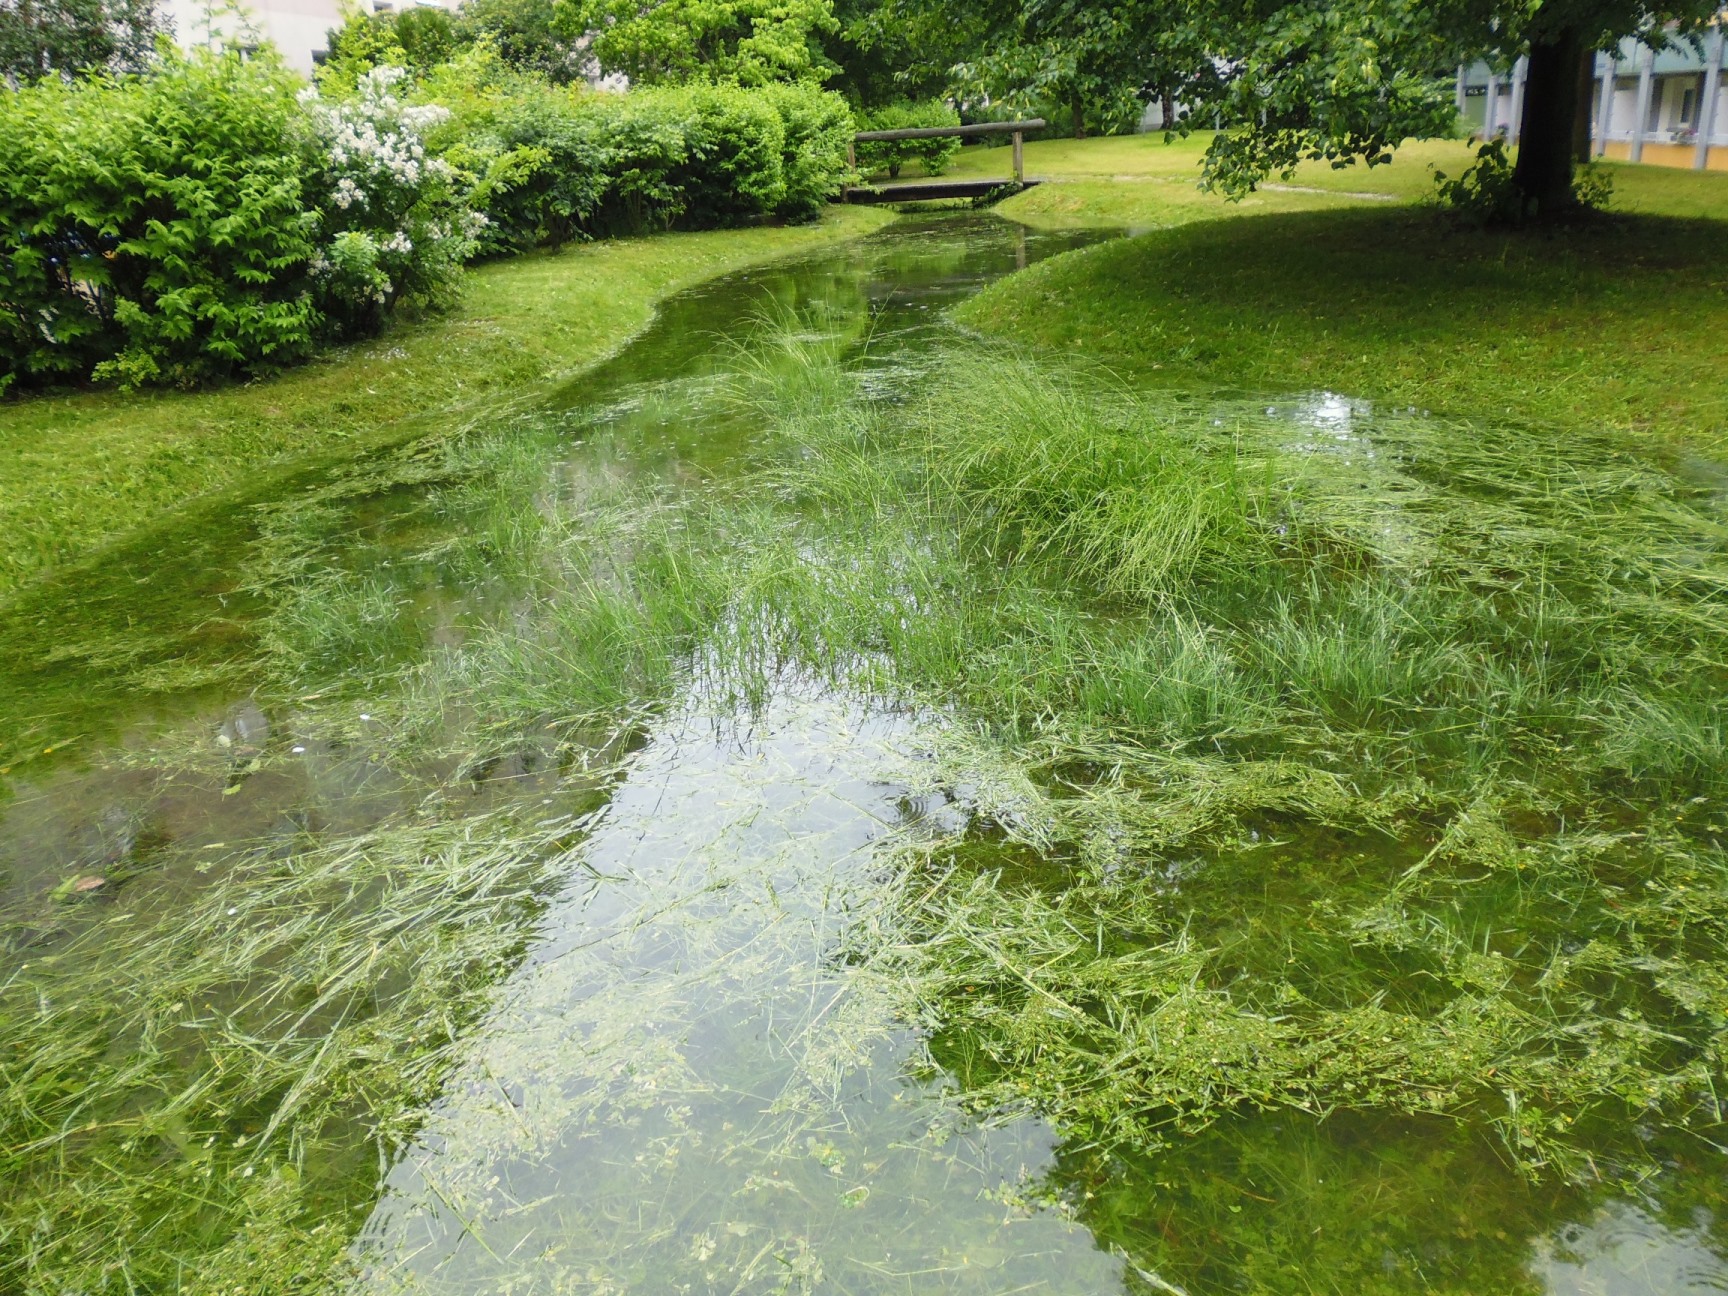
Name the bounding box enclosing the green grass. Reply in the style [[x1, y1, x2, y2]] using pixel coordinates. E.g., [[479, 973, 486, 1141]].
[[340, 329, 1728, 1194], [955, 133, 1728, 231], [8, 303, 1728, 1292], [716, 340, 1728, 1183], [959, 203, 1728, 452], [0, 207, 891, 603], [0, 807, 605, 1294]]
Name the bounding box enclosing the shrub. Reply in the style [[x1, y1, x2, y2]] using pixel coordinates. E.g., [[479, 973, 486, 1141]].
[[582, 82, 852, 228], [856, 99, 960, 179], [315, 9, 410, 96], [0, 48, 839, 390], [0, 51, 319, 388], [299, 66, 479, 336], [0, 52, 476, 389], [759, 81, 855, 220], [423, 61, 852, 250], [455, 0, 586, 84], [1434, 138, 1614, 225], [667, 83, 789, 225], [318, 6, 461, 87]]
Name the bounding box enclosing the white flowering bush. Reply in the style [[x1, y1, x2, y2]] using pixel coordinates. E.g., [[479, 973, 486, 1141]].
[[299, 67, 482, 336]]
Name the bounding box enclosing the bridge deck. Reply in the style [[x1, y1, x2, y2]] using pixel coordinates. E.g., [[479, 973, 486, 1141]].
[[844, 178, 1041, 204]]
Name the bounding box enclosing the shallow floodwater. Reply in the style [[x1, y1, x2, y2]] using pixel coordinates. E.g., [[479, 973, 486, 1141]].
[[352, 690, 1131, 1294], [5, 214, 1728, 1295], [0, 215, 1105, 911]]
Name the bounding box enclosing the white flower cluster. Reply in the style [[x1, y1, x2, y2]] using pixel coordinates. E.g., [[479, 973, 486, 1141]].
[[299, 66, 477, 320], [302, 67, 449, 190], [331, 177, 366, 210]]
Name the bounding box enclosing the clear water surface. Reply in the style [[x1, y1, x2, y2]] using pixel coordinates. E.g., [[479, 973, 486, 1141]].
[[4, 213, 1726, 1296]]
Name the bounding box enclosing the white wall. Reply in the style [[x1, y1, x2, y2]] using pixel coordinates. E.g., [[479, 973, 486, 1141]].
[[167, 0, 384, 76], [1599, 74, 1728, 146]]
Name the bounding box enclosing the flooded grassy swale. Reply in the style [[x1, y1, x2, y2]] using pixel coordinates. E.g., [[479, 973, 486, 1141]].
[[3, 212, 1727, 1294]]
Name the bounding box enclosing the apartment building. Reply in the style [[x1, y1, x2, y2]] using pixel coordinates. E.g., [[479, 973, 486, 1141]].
[[1459, 30, 1728, 171]]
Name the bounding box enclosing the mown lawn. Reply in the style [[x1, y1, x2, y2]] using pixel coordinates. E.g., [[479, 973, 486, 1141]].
[[0, 207, 890, 602], [955, 139, 1728, 451], [957, 131, 1728, 229]]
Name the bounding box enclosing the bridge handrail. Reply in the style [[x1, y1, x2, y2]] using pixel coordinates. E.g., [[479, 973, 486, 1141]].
[[852, 119, 1047, 143]]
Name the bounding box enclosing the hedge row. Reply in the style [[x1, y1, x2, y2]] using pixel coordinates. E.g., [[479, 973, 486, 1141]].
[[855, 100, 962, 179], [422, 54, 854, 253], [0, 51, 856, 390]]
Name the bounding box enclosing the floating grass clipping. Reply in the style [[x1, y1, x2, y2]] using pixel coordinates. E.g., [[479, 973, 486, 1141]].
[[705, 336, 1728, 1175], [0, 804, 604, 1293], [274, 312, 1728, 1183], [237, 322, 1728, 1184], [850, 765, 1728, 1180]]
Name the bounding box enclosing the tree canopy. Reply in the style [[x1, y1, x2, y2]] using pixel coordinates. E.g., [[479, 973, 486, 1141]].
[[0, 0, 164, 80], [552, 0, 837, 85], [867, 0, 1724, 211], [1179, 0, 1722, 210], [456, 0, 585, 83]]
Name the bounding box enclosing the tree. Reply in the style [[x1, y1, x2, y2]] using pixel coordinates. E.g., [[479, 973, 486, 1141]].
[[1116, 0, 1718, 216], [316, 8, 407, 92], [866, 0, 1207, 136], [455, 0, 583, 84], [552, 0, 838, 85], [391, 5, 456, 71], [0, 0, 164, 80], [887, 0, 1718, 215], [825, 0, 960, 106]]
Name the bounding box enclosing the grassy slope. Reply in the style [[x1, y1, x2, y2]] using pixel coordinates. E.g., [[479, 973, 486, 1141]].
[[964, 133, 1723, 228], [950, 133, 1458, 229], [0, 207, 891, 601], [955, 137, 1728, 450]]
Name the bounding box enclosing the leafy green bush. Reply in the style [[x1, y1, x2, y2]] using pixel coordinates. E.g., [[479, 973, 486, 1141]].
[[456, 0, 586, 83], [550, 0, 836, 87], [856, 99, 961, 179], [298, 66, 479, 336], [0, 51, 319, 389], [1434, 138, 1614, 225], [0, 52, 476, 390], [0, 46, 841, 390], [423, 57, 853, 250], [760, 81, 856, 219]]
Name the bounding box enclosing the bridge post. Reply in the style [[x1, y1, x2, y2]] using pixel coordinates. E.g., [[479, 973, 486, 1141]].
[[1012, 130, 1024, 183]]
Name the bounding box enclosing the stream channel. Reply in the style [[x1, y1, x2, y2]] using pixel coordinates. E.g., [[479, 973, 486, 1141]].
[[4, 212, 1728, 1294]]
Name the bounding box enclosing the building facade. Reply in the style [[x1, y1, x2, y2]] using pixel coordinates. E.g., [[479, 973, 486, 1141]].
[[1458, 30, 1728, 171], [165, 0, 451, 75]]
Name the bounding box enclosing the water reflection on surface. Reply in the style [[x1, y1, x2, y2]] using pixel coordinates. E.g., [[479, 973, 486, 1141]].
[[0, 216, 1110, 924], [7, 213, 1728, 1294], [1538, 1204, 1728, 1295], [352, 691, 1132, 1294]]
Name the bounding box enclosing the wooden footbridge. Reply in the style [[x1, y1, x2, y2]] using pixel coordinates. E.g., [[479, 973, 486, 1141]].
[[844, 119, 1046, 204]]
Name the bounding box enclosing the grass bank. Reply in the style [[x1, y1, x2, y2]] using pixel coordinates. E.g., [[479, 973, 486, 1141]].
[[958, 201, 1728, 451], [962, 132, 1728, 229], [0, 206, 891, 602]]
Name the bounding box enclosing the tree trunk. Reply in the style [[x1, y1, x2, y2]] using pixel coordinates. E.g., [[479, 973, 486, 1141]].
[[1161, 91, 1176, 129], [1572, 47, 1596, 163], [1070, 99, 1086, 139], [1513, 27, 1586, 216]]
